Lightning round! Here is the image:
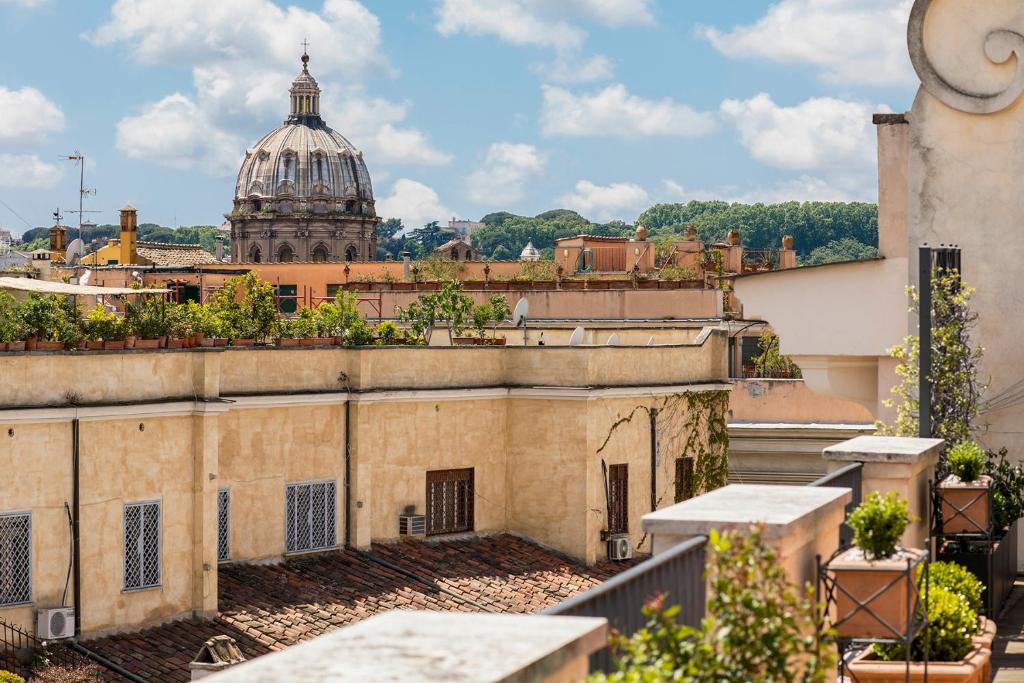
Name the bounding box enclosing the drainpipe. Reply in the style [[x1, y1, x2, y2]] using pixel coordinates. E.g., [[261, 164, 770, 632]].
[[72, 418, 81, 639], [344, 400, 352, 548], [649, 408, 658, 511]]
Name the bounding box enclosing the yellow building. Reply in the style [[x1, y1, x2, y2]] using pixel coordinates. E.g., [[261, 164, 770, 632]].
[[81, 205, 218, 267]]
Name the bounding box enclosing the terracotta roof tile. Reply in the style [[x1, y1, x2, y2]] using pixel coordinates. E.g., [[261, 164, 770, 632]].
[[84, 534, 640, 682]]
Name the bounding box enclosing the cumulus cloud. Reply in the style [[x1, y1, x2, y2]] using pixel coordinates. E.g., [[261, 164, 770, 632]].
[[720, 93, 886, 171], [658, 175, 866, 205], [89, 1, 448, 171], [542, 84, 716, 138], [0, 86, 65, 144], [465, 142, 545, 205], [376, 179, 454, 228], [535, 53, 614, 85], [0, 154, 64, 189], [436, 0, 585, 49], [557, 180, 650, 222], [701, 0, 914, 87], [116, 94, 244, 175]]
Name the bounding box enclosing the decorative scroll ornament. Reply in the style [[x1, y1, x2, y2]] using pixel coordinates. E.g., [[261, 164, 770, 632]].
[[909, 0, 1024, 114]]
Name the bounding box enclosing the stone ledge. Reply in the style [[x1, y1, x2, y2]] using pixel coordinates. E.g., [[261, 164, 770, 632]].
[[823, 435, 944, 463], [873, 112, 909, 125]]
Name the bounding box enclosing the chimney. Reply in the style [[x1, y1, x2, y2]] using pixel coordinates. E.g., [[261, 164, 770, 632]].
[[215, 235, 224, 261], [119, 204, 138, 266], [189, 635, 245, 680], [49, 225, 67, 255], [400, 251, 412, 279], [780, 235, 797, 270]]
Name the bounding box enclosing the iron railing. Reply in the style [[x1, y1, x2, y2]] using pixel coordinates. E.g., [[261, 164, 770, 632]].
[[0, 619, 106, 681], [544, 535, 708, 673], [807, 462, 863, 547]]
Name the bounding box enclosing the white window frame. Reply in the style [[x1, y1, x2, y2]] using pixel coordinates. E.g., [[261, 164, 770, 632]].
[[123, 500, 161, 592], [285, 480, 337, 555], [217, 488, 230, 563], [0, 511, 31, 607]]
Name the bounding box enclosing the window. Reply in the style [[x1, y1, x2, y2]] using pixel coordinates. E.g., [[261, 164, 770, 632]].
[[426, 469, 474, 535], [217, 489, 230, 562], [277, 244, 294, 263], [345, 246, 357, 262], [249, 245, 262, 263], [608, 464, 628, 534], [312, 244, 329, 263], [326, 284, 344, 299], [124, 501, 161, 591], [675, 457, 695, 503], [0, 512, 31, 606], [275, 284, 298, 314], [285, 480, 337, 554]]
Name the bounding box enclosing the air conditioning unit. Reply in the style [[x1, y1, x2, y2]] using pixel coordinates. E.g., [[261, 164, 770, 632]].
[[607, 534, 632, 561], [399, 513, 426, 538], [37, 608, 75, 640]]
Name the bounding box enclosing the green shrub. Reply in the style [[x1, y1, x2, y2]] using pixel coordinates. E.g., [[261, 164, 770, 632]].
[[987, 447, 1024, 529], [658, 264, 698, 281], [927, 561, 984, 617], [948, 441, 986, 482], [847, 492, 910, 560], [83, 305, 123, 341], [0, 292, 29, 343], [374, 321, 402, 345], [125, 296, 170, 340], [875, 586, 975, 662], [0, 670, 24, 683]]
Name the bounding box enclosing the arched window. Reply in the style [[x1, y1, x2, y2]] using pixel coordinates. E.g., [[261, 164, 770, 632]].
[[312, 244, 329, 263], [314, 155, 324, 184], [451, 248, 460, 260], [249, 245, 262, 263], [345, 200, 356, 213], [345, 245, 358, 262], [278, 244, 294, 263]]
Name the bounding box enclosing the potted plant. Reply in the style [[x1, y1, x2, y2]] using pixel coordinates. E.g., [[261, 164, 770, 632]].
[[0, 292, 28, 352], [373, 320, 404, 346], [938, 440, 992, 535], [827, 492, 925, 640], [848, 561, 994, 681], [471, 294, 510, 345], [83, 305, 125, 350], [19, 293, 67, 350]]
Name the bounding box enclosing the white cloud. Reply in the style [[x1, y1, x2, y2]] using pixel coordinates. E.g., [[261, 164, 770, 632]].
[[436, 0, 585, 49], [535, 53, 613, 84], [701, 0, 914, 87], [0, 154, 64, 189], [376, 179, 454, 228], [326, 88, 452, 166], [0, 0, 48, 6], [116, 94, 244, 175], [553, 0, 654, 27], [465, 142, 545, 205], [542, 84, 716, 138], [0, 86, 65, 144], [558, 180, 650, 222], [720, 93, 886, 171], [658, 175, 865, 205]]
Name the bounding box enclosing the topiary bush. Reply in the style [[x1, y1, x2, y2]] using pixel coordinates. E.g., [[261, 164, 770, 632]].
[[948, 440, 986, 482], [847, 492, 910, 560], [927, 560, 985, 618], [0, 670, 24, 683], [875, 585, 976, 662]]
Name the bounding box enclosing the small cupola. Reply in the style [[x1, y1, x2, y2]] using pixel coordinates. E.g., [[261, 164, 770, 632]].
[[287, 51, 323, 126]]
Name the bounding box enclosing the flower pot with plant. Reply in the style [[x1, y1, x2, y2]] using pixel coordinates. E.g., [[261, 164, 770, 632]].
[[827, 492, 925, 640], [125, 296, 170, 349], [939, 441, 992, 536], [83, 305, 125, 350], [0, 291, 29, 352]]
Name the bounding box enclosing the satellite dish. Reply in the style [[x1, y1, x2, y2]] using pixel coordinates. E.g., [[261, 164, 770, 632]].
[[569, 326, 585, 346], [607, 333, 620, 346], [512, 298, 529, 327], [79, 269, 91, 286], [65, 238, 85, 266], [647, 336, 655, 346]]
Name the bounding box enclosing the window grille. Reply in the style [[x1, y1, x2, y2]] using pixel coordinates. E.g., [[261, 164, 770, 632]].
[[675, 457, 695, 503], [217, 489, 230, 562], [426, 468, 474, 536], [608, 464, 629, 534], [285, 480, 337, 553], [124, 501, 161, 591], [326, 284, 343, 299], [0, 512, 30, 606]]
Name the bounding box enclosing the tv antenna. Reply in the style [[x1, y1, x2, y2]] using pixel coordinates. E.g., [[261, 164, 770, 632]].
[[53, 208, 63, 226], [64, 151, 99, 243], [512, 298, 529, 346]]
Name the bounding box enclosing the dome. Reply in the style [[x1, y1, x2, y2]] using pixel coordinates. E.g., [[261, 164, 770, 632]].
[[233, 54, 375, 209], [519, 241, 540, 261]]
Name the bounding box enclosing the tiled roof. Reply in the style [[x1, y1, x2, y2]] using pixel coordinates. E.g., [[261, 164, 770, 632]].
[[85, 534, 640, 682], [433, 238, 474, 252], [135, 242, 219, 267]]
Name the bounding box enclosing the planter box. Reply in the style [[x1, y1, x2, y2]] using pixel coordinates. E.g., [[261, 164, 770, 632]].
[[560, 281, 585, 290], [231, 339, 256, 347], [388, 282, 414, 291], [103, 341, 126, 351], [453, 337, 478, 346], [938, 519, 1018, 618], [586, 280, 611, 289], [85, 340, 105, 351], [635, 279, 660, 289], [166, 338, 184, 349], [486, 282, 510, 291], [479, 338, 507, 346], [298, 338, 318, 347], [35, 340, 65, 351], [938, 475, 992, 535], [134, 338, 161, 350], [6, 341, 25, 352], [275, 338, 302, 347], [828, 547, 926, 640], [847, 640, 991, 682], [212, 338, 228, 347], [311, 337, 334, 346]]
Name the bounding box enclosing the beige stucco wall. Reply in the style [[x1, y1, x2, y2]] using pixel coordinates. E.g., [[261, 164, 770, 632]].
[[0, 339, 727, 637], [728, 379, 874, 425]]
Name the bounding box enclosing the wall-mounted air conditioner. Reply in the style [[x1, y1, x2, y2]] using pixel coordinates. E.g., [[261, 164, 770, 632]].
[[37, 608, 75, 640], [399, 513, 426, 538], [607, 534, 632, 561]]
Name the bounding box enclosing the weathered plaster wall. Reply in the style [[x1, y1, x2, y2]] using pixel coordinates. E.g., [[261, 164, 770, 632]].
[[728, 379, 874, 424]]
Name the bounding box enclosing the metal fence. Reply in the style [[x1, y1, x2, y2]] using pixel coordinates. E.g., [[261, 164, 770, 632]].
[[0, 619, 107, 681], [807, 462, 863, 547], [543, 535, 708, 673]]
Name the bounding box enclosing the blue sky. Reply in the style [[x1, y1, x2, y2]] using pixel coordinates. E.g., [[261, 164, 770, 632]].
[[0, 0, 917, 236]]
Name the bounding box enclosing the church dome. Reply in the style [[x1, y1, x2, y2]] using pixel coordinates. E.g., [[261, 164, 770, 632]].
[[233, 53, 375, 212]]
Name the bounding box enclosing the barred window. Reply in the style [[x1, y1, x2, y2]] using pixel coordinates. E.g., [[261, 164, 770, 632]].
[[608, 464, 629, 534], [217, 489, 230, 562], [124, 501, 161, 591], [286, 481, 337, 554], [0, 512, 31, 606], [426, 469, 474, 536]]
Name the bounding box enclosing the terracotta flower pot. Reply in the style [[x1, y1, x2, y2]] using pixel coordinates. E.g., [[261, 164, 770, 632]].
[[0, 342, 6, 352], [200, 337, 215, 348], [453, 337, 478, 346], [7, 341, 25, 352], [166, 338, 184, 349], [103, 340, 126, 351], [231, 339, 255, 347], [481, 337, 507, 346], [828, 546, 927, 640], [276, 338, 302, 347], [35, 340, 65, 351], [939, 475, 992, 535], [212, 338, 228, 347], [974, 618, 997, 681], [134, 338, 161, 350], [298, 338, 317, 346], [25, 336, 38, 351], [311, 337, 333, 346], [85, 340, 105, 351], [847, 640, 991, 682]]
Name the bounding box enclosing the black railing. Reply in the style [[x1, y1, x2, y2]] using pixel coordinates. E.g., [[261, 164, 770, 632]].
[[0, 619, 107, 681], [807, 462, 863, 547], [543, 535, 708, 673]]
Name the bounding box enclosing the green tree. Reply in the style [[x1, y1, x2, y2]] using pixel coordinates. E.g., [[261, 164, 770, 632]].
[[802, 237, 879, 266], [410, 221, 457, 254]]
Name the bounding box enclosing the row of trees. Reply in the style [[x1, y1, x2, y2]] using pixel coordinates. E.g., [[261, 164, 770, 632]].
[[16, 224, 228, 255]]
